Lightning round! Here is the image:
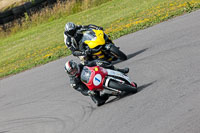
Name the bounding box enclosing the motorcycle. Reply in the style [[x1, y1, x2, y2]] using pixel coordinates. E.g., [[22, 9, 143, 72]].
[[79, 28, 127, 62], [80, 65, 137, 101]]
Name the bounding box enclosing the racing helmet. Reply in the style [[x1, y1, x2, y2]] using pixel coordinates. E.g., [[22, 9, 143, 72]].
[[64, 22, 76, 36], [64, 60, 80, 76]]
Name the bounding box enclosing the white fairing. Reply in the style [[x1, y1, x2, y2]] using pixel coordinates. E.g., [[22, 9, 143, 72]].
[[106, 69, 132, 83]]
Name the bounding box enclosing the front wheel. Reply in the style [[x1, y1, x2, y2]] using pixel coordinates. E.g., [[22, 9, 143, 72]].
[[108, 80, 137, 93], [110, 45, 127, 60]]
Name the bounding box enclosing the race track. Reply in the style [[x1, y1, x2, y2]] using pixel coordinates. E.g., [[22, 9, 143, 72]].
[[1, 10, 200, 133]]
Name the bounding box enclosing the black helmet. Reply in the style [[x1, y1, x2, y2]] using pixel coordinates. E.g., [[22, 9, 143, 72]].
[[64, 22, 76, 36], [64, 60, 80, 76]]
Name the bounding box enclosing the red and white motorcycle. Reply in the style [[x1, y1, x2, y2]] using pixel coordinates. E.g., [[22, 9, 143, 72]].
[[80, 66, 137, 97]]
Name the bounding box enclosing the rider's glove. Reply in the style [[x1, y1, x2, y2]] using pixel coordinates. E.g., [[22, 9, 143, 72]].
[[80, 51, 86, 55], [97, 27, 103, 30], [96, 60, 103, 66], [85, 49, 92, 55]]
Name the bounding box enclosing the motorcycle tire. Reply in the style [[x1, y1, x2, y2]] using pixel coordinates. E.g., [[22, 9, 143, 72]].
[[110, 45, 127, 60], [108, 80, 137, 93]]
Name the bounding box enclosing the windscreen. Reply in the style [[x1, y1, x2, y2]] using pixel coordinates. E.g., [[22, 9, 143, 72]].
[[82, 30, 96, 42], [81, 67, 92, 83]]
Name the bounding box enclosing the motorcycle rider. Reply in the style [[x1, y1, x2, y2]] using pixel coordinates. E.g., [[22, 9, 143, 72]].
[[64, 60, 129, 106], [64, 22, 105, 57]]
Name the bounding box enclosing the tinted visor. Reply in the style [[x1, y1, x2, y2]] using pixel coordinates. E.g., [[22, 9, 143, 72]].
[[67, 29, 76, 36], [69, 68, 78, 76]]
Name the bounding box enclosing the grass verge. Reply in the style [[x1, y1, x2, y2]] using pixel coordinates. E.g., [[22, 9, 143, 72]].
[[0, 0, 200, 78]]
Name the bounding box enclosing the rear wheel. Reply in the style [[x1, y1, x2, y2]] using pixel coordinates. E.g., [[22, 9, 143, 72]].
[[108, 80, 137, 93], [110, 45, 127, 60]]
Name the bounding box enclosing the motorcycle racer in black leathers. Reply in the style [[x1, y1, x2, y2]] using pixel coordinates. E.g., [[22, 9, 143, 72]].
[[64, 22, 105, 57], [64, 60, 129, 106]]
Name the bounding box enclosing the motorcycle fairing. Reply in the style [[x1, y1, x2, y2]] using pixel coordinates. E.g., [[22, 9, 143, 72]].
[[106, 69, 132, 83], [81, 66, 107, 91], [84, 29, 105, 49]]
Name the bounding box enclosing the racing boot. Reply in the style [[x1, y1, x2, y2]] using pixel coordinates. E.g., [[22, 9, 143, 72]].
[[115, 67, 129, 74], [100, 94, 109, 101], [89, 91, 106, 106]]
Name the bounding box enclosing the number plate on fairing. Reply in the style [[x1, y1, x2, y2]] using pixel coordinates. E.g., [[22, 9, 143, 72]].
[[93, 74, 102, 86]]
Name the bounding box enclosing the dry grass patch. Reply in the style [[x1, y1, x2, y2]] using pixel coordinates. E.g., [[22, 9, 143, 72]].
[[0, 0, 31, 11]]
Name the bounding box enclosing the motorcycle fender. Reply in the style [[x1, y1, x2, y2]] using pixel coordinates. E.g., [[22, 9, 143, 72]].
[[106, 69, 132, 83]]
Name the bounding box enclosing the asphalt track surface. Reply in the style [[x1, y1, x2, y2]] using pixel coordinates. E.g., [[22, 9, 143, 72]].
[[1, 10, 200, 133]]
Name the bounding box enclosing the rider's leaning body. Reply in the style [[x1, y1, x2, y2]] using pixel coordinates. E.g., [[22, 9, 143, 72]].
[[64, 22, 114, 61], [64, 60, 129, 106], [64, 22, 104, 56]]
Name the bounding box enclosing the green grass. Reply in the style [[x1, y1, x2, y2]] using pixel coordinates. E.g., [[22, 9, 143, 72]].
[[0, 0, 200, 78]]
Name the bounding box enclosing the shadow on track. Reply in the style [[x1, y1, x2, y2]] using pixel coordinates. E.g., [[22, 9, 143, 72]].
[[137, 80, 157, 92], [112, 48, 149, 65], [105, 80, 157, 105]]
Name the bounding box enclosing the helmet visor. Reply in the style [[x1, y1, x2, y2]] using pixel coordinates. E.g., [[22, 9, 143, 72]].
[[69, 68, 78, 76], [70, 29, 76, 36]]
